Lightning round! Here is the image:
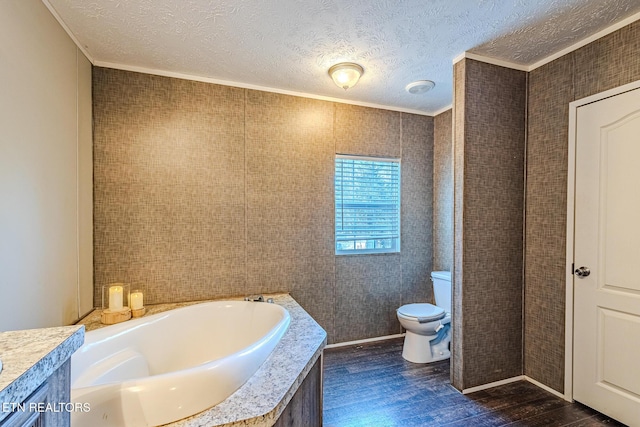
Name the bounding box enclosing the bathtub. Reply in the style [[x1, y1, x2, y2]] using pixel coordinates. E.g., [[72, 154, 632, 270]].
[[70, 301, 290, 427]]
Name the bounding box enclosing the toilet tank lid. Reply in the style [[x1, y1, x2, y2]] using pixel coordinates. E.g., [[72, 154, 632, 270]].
[[431, 271, 451, 281]]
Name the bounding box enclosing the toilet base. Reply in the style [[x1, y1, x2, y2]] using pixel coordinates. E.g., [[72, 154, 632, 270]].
[[401, 329, 451, 364]]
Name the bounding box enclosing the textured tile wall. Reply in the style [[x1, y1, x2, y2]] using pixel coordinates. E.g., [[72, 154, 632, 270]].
[[332, 106, 434, 343], [244, 89, 336, 339], [525, 55, 574, 394], [93, 69, 246, 305], [335, 255, 402, 343], [453, 59, 526, 390], [434, 109, 453, 272], [573, 21, 640, 100], [92, 68, 434, 344], [452, 60, 466, 390], [401, 113, 435, 307], [524, 20, 640, 393], [334, 104, 402, 157]]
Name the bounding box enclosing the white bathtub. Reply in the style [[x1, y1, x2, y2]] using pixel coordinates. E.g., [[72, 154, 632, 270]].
[[70, 301, 290, 426]]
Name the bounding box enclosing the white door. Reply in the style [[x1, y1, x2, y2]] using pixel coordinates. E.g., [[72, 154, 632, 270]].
[[574, 87, 640, 426]]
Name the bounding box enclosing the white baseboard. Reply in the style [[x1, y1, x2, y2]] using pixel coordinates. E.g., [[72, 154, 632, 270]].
[[325, 334, 405, 349], [460, 374, 569, 402], [325, 338, 571, 404], [462, 376, 525, 394], [524, 376, 570, 401]]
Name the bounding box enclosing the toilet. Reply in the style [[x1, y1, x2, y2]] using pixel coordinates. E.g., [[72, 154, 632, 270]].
[[397, 271, 452, 363]]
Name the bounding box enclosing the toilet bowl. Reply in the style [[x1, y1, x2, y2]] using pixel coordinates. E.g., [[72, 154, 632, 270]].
[[397, 271, 452, 364]]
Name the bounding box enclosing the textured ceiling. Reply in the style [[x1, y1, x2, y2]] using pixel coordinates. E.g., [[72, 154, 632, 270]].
[[46, 0, 640, 115]]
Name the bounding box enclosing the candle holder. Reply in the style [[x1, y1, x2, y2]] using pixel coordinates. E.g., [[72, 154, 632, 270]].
[[130, 289, 146, 318], [101, 283, 132, 325]]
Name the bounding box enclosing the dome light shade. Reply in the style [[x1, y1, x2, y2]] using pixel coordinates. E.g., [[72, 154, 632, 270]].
[[329, 62, 364, 90]]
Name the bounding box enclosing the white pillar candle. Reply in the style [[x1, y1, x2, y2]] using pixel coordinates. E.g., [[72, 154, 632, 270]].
[[109, 285, 124, 311], [130, 291, 144, 310]]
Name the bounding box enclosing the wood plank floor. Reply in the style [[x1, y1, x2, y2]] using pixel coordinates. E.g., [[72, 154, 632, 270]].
[[323, 338, 625, 427]]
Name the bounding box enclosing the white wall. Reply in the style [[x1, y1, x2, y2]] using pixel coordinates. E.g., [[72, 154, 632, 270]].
[[0, 0, 93, 331]]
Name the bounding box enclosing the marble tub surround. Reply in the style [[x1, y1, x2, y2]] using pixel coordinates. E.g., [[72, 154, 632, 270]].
[[0, 325, 84, 422], [78, 293, 326, 427], [80, 300, 197, 331]]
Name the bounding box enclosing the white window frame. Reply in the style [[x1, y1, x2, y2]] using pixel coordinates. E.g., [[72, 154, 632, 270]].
[[335, 154, 401, 255]]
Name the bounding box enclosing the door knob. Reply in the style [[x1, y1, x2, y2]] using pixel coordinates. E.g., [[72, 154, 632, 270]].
[[574, 266, 591, 277]]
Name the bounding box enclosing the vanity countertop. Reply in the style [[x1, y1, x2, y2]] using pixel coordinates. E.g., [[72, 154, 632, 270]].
[[0, 325, 84, 422], [79, 293, 327, 427]]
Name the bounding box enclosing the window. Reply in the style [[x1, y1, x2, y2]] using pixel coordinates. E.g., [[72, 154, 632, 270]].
[[335, 155, 401, 255]]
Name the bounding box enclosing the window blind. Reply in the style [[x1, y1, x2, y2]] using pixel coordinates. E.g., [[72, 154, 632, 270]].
[[335, 155, 401, 254]]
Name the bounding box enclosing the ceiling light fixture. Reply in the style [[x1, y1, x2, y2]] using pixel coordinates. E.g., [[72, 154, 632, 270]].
[[405, 80, 435, 94], [329, 62, 364, 90]]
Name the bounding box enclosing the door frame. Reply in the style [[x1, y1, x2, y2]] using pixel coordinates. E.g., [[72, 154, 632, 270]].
[[564, 79, 640, 402]]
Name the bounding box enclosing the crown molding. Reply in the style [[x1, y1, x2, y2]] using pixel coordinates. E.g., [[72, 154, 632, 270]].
[[44, 0, 640, 114], [432, 104, 453, 116], [454, 11, 640, 72], [94, 60, 437, 116], [452, 52, 529, 71], [528, 10, 640, 71]]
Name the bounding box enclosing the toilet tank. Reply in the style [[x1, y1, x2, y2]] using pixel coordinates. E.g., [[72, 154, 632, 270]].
[[431, 271, 451, 313]]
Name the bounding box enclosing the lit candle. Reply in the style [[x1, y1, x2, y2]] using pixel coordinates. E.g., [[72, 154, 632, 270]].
[[109, 285, 124, 311], [130, 291, 144, 310]]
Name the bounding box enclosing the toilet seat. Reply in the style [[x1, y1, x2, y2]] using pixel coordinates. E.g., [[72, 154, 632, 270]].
[[397, 303, 445, 322]]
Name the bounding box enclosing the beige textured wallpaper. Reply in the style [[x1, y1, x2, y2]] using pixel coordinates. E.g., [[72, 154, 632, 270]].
[[447, 21, 640, 394], [92, 67, 434, 344], [452, 60, 466, 390], [401, 112, 435, 308], [453, 59, 526, 390], [525, 19, 640, 393], [434, 109, 453, 272]]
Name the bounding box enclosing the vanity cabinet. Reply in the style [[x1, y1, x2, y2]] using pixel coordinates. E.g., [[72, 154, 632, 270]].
[[273, 356, 322, 427], [0, 360, 70, 427], [0, 326, 83, 427], [1, 383, 48, 427]]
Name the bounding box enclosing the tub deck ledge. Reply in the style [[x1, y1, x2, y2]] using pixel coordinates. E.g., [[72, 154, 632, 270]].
[[78, 293, 327, 427]]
